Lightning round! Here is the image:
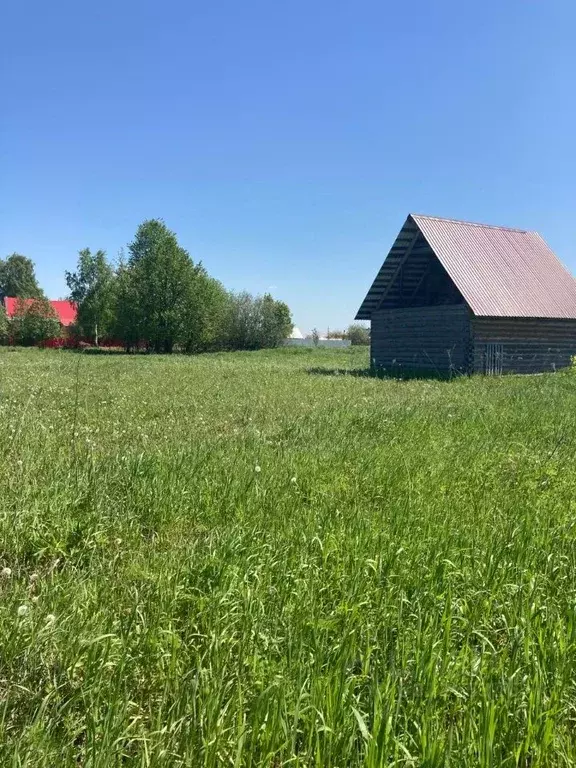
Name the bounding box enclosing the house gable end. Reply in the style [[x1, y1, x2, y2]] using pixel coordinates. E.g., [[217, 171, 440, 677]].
[[356, 215, 469, 319]]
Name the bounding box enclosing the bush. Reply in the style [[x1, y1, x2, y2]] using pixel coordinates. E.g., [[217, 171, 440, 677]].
[[347, 323, 370, 346], [0, 303, 8, 344], [10, 298, 61, 346], [224, 292, 293, 351]]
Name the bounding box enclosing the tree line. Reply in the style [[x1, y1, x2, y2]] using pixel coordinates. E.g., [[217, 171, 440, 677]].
[[0, 220, 293, 352]]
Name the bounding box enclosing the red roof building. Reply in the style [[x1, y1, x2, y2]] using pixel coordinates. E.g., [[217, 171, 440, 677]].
[[4, 297, 77, 326]]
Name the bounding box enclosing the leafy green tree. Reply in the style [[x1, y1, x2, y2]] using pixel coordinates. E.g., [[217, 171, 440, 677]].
[[122, 219, 200, 353], [11, 298, 61, 346], [0, 303, 9, 344], [127, 219, 171, 265], [346, 323, 370, 346], [259, 293, 292, 348], [224, 291, 258, 350], [110, 259, 141, 352], [181, 269, 230, 353], [65, 249, 115, 344], [104, 219, 295, 354], [0, 254, 43, 300], [224, 292, 293, 350]]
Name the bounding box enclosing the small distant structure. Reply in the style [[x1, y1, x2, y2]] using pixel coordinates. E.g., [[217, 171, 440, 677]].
[[356, 214, 576, 374], [284, 325, 351, 348]]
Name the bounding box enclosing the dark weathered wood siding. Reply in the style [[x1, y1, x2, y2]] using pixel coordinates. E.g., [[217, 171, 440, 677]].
[[371, 305, 471, 373], [472, 317, 576, 374]]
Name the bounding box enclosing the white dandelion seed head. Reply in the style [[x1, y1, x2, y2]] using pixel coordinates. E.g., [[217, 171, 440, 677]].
[[255, 465, 261, 473], [17, 605, 29, 617], [1, 567, 12, 578], [45, 614, 56, 624], [291, 477, 297, 484], [29, 573, 39, 583]]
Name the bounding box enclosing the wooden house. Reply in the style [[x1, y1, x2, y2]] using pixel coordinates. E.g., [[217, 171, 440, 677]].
[[356, 215, 576, 374]]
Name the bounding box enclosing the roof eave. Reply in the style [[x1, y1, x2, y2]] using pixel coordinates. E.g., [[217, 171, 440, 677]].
[[354, 214, 418, 320]]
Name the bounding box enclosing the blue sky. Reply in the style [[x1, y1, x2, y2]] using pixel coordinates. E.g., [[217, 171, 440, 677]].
[[2, 0, 576, 333]]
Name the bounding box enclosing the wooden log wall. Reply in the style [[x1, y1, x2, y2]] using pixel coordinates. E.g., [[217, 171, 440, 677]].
[[371, 304, 471, 373], [472, 317, 576, 374]]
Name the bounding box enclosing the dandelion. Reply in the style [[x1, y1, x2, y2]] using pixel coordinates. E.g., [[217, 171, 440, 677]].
[[17, 605, 29, 617], [16, 460, 23, 467], [291, 477, 297, 484], [31, 596, 39, 604], [45, 614, 56, 624], [1, 567, 12, 578], [29, 573, 39, 583], [255, 465, 261, 473]]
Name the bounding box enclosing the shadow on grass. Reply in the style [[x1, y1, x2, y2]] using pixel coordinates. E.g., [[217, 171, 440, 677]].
[[306, 366, 461, 382]]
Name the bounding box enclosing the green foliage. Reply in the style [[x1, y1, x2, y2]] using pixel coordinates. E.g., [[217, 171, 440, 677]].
[[181, 269, 230, 353], [65, 248, 115, 344], [0, 303, 8, 343], [1, 346, 576, 764], [10, 298, 61, 345], [105, 219, 294, 353], [224, 292, 293, 350], [107, 260, 136, 350], [0, 254, 43, 300], [346, 322, 370, 345], [7, 220, 296, 355], [260, 293, 292, 347], [115, 219, 207, 352]]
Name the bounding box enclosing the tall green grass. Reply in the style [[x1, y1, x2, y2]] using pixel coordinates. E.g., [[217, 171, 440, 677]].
[[1, 346, 576, 766]]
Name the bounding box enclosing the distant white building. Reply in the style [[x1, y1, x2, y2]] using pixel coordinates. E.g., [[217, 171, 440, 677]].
[[284, 325, 351, 348]]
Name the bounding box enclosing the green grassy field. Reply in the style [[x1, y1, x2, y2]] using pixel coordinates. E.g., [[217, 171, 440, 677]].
[[2, 347, 576, 766]]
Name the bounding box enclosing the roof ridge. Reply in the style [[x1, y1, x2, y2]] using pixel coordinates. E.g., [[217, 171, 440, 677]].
[[410, 212, 534, 235]]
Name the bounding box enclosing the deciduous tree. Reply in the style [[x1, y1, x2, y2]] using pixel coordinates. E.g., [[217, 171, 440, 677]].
[[346, 323, 370, 346], [11, 298, 61, 346], [124, 220, 200, 352], [65, 249, 115, 344], [0, 254, 43, 300], [0, 303, 8, 343], [224, 292, 293, 350]]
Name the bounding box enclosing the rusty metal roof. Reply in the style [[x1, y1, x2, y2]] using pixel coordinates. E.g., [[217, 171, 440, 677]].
[[356, 214, 576, 320]]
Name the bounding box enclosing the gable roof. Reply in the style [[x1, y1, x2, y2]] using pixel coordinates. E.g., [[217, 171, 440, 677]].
[[4, 297, 77, 326], [356, 214, 576, 320]]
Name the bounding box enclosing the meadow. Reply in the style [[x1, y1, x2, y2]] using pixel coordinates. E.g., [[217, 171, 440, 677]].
[[1, 346, 576, 766]]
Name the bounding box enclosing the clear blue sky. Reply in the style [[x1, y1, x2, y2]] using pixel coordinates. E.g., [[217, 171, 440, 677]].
[[2, 0, 575, 333]]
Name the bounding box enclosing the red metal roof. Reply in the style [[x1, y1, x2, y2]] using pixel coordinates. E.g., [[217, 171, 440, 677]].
[[356, 214, 576, 320], [4, 297, 77, 326]]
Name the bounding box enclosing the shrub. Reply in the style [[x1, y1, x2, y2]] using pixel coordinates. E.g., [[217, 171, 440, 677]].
[[224, 292, 293, 351], [347, 323, 370, 346], [0, 303, 8, 344], [10, 298, 61, 346]]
